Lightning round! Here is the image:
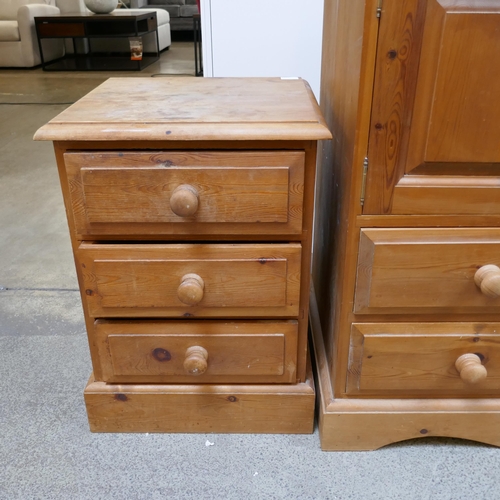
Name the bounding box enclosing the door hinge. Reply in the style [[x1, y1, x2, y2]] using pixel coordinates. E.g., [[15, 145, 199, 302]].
[[360, 157, 368, 206], [376, 0, 383, 18]]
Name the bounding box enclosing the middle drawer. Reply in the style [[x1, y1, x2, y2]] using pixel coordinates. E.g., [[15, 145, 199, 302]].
[[78, 243, 301, 318]]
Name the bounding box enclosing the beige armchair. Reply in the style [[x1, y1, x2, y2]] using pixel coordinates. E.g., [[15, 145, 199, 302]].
[[0, 0, 64, 67]]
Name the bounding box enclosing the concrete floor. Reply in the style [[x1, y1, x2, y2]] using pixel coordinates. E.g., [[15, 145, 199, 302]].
[[1, 43, 500, 500]]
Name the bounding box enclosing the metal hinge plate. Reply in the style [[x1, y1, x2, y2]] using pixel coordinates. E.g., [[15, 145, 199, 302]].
[[376, 0, 383, 18], [360, 157, 368, 206]]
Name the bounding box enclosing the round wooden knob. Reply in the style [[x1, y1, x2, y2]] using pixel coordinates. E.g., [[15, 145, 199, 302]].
[[474, 265, 500, 298], [455, 353, 487, 384], [170, 184, 199, 217], [183, 346, 208, 375], [177, 273, 204, 306]]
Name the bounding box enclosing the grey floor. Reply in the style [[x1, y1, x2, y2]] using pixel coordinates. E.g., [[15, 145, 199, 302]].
[[1, 43, 500, 500]]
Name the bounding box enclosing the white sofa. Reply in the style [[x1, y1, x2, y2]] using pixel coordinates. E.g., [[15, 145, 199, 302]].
[[59, 0, 171, 53], [0, 0, 64, 67], [0, 0, 171, 68]]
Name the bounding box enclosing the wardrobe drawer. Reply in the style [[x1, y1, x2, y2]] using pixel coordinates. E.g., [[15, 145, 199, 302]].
[[78, 243, 301, 318], [355, 228, 500, 314], [94, 320, 298, 384], [64, 150, 305, 237], [347, 323, 500, 396]]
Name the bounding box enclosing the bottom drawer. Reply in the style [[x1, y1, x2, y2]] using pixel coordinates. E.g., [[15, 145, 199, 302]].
[[347, 323, 500, 396], [94, 320, 298, 384]]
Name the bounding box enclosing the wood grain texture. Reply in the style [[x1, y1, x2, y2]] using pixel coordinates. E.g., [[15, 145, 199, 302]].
[[364, 0, 427, 214], [53, 143, 105, 380], [366, 0, 500, 216], [34, 78, 331, 142], [312, 0, 378, 394], [396, 0, 500, 215], [295, 143, 320, 383], [81, 166, 290, 222], [392, 175, 500, 215], [320, 396, 500, 451], [358, 214, 500, 228], [64, 150, 304, 237], [347, 323, 500, 395], [355, 228, 500, 314], [410, 0, 500, 164], [94, 320, 298, 384], [403, 0, 447, 173], [84, 370, 315, 433], [78, 243, 301, 318], [311, 290, 500, 450]]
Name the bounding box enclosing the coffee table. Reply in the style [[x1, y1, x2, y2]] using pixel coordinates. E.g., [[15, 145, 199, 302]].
[[35, 11, 159, 71]]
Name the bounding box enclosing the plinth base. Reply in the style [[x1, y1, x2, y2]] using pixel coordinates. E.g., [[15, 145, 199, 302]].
[[84, 369, 315, 434], [310, 289, 500, 451]]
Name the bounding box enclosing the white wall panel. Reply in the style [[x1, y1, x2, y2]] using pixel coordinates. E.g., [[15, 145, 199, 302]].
[[201, 0, 324, 100]]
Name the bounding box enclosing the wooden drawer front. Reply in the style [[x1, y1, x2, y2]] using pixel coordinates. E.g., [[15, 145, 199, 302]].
[[79, 243, 301, 318], [347, 323, 500, 396], [355, 228, 500, 314], [64, 151, 304, 237], [94, 320, 298, 384], [37, 22, 85, 37]]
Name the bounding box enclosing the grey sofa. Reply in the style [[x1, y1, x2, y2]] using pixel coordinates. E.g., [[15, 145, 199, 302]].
[[130, 0, 198, 31]]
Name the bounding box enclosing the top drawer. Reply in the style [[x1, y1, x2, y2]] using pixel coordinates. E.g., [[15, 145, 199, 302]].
[[355, 228, 500, 314], [64, 151, 305, 237]]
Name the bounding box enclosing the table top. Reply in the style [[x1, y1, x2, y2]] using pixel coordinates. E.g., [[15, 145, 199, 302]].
[[34, 77, 332, 142]]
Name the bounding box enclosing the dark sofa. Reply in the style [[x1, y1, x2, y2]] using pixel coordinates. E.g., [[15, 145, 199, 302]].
[[130, 0, 199, 31]]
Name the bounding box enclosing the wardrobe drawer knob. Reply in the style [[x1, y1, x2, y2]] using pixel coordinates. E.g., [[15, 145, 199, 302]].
[[170, 184, 199, 217], [184, 346, 208, 375], [474, 265, 500, 298], [455, 353, 487, 384]]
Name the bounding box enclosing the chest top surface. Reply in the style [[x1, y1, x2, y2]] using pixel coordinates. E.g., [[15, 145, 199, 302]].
[[34, 77, 331, 143]]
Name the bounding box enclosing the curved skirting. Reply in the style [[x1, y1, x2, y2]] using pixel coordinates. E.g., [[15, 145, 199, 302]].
[[310, 287, 500, 451]]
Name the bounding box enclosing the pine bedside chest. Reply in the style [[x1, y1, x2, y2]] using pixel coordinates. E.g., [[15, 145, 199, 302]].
[[35, 77, 331, 433]]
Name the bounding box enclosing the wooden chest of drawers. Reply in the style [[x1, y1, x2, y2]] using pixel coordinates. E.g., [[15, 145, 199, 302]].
[[35, 77, 331, 433], [312, 0, 500, 450]]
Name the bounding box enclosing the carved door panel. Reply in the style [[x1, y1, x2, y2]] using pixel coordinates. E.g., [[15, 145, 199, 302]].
[[364, 0, 500, 215]]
